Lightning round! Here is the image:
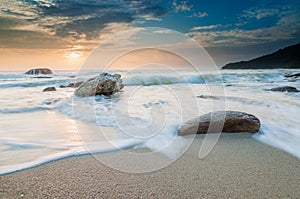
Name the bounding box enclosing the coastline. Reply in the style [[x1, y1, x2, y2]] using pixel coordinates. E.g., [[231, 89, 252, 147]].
[[1, 133, 299, 198]]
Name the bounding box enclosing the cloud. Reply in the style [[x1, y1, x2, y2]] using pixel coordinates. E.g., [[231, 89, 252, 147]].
[[238, 3, 300, 25], [54, 13, 134, 40], [188, 2, 300, 47], [153, 29, 173, 34], [36, 1, 135, 40], [137, 4, 168, 20], [0, 16, 24, 29], [0, 29, 71, 49], [191, 25, 220, 31], [241, 8, 280, 20], [190, 12, 208, 18], [0, 0, 168, 50], [172, 0, 193, 12], [188, 23, 300, 47]]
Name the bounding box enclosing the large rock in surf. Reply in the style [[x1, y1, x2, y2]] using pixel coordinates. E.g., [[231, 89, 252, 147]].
[[25, 68, 53, 75], [268, 86, 299, 92], [43, 87, 56, 92], [178, 111, 260, 136], [74, 73, 123, 97]]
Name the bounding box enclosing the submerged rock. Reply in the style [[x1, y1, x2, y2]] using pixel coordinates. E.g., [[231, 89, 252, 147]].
[[43, 87, 56, 92], [25, 68, 53, 75], [74, 73, 124, 97], [178, 111, 260, 136], [268, 86, 299, 92]]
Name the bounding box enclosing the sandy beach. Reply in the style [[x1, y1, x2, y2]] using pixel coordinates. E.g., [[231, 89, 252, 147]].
[[1, 133, 299, 198], [1, 0, 300, 198]]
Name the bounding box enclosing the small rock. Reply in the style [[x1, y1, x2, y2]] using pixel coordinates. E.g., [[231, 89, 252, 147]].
[[59, 81, 83, 88], [178, 111, 260, 136], [25, 68, 53, 75], [284, 73, 300, 78], [67, 81, 83, 88], [32, 76, 52, 79], [268, 86, 299, 92], [43, 87, 56, 92], [197, 95, 219, 100], [75, 73, 123, 97]]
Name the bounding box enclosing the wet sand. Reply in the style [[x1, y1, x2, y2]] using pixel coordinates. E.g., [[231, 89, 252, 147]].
[[1, 133, 299, 198]]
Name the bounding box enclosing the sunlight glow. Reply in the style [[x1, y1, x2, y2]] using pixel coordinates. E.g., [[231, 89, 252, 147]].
[[67, 53, 81, 59]]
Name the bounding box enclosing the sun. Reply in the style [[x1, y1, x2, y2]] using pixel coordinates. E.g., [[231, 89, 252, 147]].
[[67, 53, 81, 59]]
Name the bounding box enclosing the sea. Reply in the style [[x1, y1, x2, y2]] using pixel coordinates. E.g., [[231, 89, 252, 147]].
[[0, 69, 299, 175]]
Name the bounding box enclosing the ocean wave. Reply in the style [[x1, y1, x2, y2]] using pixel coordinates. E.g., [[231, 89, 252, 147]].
[[0, 79, 71, 89], [0, 107, 51, 114], [0, 73, 28, 79], [123, 74, 205, 86]]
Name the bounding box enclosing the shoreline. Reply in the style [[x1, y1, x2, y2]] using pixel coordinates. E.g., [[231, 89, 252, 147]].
[[1, 133, 299, 198]]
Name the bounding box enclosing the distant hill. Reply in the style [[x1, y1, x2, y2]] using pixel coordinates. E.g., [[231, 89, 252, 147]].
[[222, 43, 300, 69]]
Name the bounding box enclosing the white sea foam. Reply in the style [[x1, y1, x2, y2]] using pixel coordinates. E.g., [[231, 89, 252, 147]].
[[0, 69, 299, 175]]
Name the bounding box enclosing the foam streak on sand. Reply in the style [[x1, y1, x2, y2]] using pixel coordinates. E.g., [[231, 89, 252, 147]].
[[0, 139, 143, 175]]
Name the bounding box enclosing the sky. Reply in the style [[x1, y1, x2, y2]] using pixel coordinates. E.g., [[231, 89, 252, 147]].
[[0, 0, 299, 70]]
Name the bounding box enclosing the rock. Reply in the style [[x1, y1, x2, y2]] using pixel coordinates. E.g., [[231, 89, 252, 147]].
[[74, 73, 124, 97], [178, 111, 260, 136], [284, 73, 300, 78], [25, 68, 53, 75], [67, 81, 83, 88], [59, 81, 83, 88], [43, 87, 56, 92], [268, 86, 299, 92], [33, 76, 52, 79], [197, 95, 219, 100]]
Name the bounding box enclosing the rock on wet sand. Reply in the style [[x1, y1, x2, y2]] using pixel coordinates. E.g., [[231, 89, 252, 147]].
[[178, 111, 260, 136]]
